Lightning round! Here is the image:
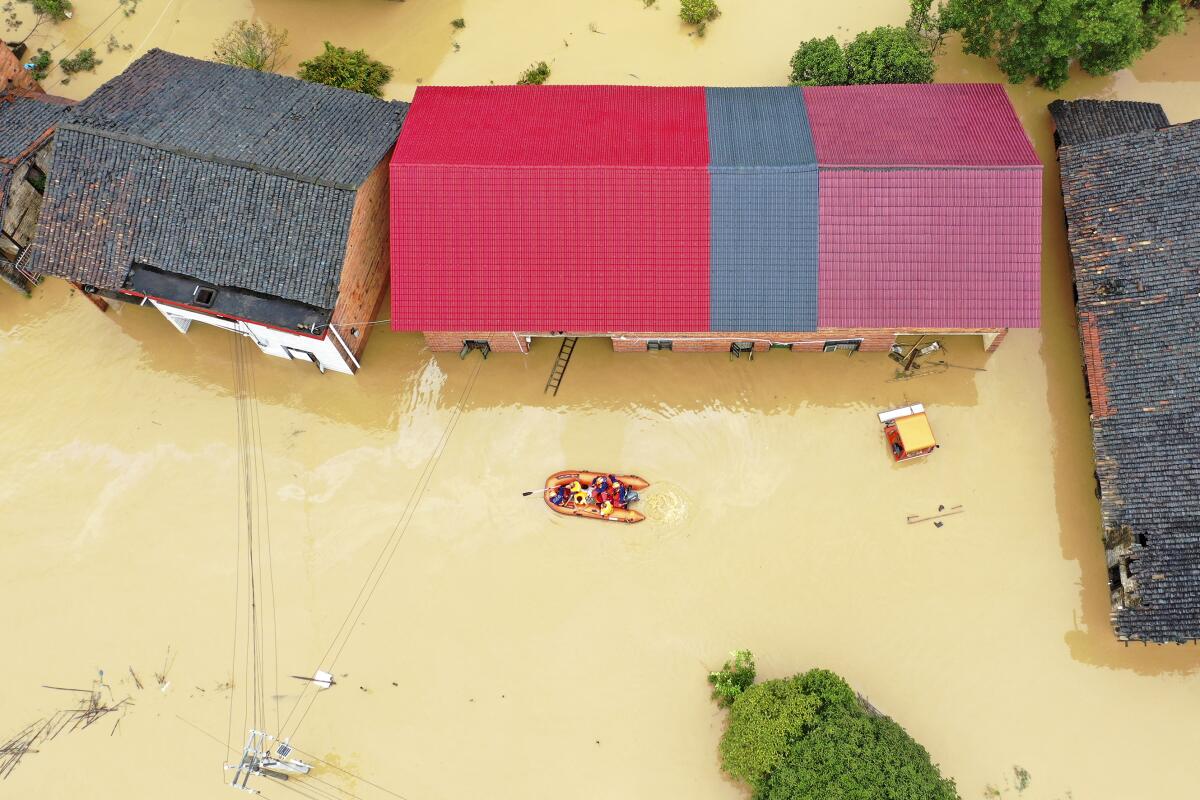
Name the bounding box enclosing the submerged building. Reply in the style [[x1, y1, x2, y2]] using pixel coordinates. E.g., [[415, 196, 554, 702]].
[[1050, 99, 1200, 643], [390, 83, 1042, 355], [33, 49, 406, 374], [0, 45, 70, 295]]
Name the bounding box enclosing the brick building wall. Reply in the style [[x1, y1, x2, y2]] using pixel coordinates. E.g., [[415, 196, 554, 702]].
[[1, 44, 41, 94], [331, 155, 392, 362], [420, 328, 1009, 354]]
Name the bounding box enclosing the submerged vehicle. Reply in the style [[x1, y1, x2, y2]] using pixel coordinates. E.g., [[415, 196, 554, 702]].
[[878, 404, 937, 462], [544, 470, 649, 524]]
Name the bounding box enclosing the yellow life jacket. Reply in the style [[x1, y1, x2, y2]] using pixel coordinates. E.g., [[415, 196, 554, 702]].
[[600, 500, 614, 516], [573, 491, 590, 505]]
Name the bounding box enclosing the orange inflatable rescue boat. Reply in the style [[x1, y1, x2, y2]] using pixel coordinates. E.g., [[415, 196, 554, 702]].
[[544, 470, 649, 524]]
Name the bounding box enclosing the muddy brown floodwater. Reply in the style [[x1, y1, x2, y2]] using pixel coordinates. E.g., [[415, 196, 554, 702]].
[[3, 2, 1200, 799]]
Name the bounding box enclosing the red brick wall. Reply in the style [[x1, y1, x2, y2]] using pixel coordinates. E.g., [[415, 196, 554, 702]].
[[1, 45, 41, 94], [331, 156, 392, 363], [418, 328, 1007, 354]]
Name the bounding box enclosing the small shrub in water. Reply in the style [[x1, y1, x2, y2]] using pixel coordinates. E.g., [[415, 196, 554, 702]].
[[59, 48, 99, 75], [213, 19, 289, 72], [679, 0, 719, 25], [27, 48, 51, 80], [450, 17, 465, 29], [298, 42, 393, 97], [708, 649, 755, 707], [517, 60, 550, 85]]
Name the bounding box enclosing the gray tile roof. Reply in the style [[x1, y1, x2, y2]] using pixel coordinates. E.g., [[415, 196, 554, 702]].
[[705, 87, 816, 167], [1049, 99, 1168, 147], [705, 88, 819, 329], [0, 93, 67, 163], [70, 49, 405, 187], [1055, 113, 1200, 642], [33, 49, 406, 312], [36, 130, 356, 309], [710, 169, 819, 330]]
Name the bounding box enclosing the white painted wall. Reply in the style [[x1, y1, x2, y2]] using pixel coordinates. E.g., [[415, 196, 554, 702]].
[[147, 299, 353, 375]]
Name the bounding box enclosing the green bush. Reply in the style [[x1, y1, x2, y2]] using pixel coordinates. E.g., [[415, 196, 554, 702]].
[[213, 20, 289, 72], [451, 17, 465, 29], [28, 48, 52, 81], [298, 42, 393, 97], [788, 37, 848, 86], [517, 60, 551, 85], [845, 25, 935, 84], [59, 48, 99, 75], [720, 677, 819, 790], [941, 0, 1186, 90], [759, 710, 959, 800], [708, 649, 755, 707], [713, 666, 959, 800], [679, 0, 720, 29]]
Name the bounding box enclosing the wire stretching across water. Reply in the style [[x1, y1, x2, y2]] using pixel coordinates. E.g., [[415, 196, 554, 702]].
[[279, 356, 485, 743]]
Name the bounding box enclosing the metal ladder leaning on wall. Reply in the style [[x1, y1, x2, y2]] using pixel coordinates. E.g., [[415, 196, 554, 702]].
[[544, 337, 578, 396]]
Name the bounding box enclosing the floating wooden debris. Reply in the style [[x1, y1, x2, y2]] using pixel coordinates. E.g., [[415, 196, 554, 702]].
[[907, 505, 964, 525], [1, 679, 133, 779]]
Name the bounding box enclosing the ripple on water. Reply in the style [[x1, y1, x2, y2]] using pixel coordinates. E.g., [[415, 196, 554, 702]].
[[592, 482, 694, 562]]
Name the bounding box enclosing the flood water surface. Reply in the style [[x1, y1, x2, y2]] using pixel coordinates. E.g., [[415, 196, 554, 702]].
[[4, 3, 1200, 799]]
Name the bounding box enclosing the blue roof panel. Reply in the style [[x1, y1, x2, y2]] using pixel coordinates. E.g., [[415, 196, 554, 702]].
[[705, 87, 816, 167], [709, 168, 819, 330]]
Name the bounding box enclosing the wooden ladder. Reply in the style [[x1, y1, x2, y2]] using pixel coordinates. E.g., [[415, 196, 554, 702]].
[[544, 337, 578, 396]]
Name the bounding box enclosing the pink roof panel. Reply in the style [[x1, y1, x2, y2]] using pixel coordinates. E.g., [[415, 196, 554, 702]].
[[393, 85, 709, 167], [817, 168, 1042, 328], [803, 84, 1039, 166]]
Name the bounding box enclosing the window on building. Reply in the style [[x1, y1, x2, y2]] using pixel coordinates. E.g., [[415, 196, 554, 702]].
[[646, 340, 672, 351], [823, 339, 862, 353], [193, 286, 217, 307], [730, 341, 754, 360], [24, 163, 46, 194], [1107, 563, 1122, 589], [460, 339, 491, 359]]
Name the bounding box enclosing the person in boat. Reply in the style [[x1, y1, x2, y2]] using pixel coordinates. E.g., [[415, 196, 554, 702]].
[[550, 484, 569, 506], [609, 475, 630, 507], [568, 480, 590, 506], [600, 499, 614, 517]]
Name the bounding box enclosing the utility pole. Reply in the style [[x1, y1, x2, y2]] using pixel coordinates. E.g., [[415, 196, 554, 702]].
[[225, 730, 312, 793]]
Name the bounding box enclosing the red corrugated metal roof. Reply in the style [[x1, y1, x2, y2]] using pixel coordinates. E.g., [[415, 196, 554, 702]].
[[390, 164, 711, 330], [803, 84, 1040, 166], [817, 168, 1042, 327], [393, 85, 709, 167]]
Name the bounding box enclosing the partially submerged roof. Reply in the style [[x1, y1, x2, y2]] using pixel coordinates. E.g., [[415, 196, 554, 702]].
[[390, 83, 1041, 332], [1048, 99, 1168, 147], [1055, 106, 1200, 642], [35, 49, 406, 315]]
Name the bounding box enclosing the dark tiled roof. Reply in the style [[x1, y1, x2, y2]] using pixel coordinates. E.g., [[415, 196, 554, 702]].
[[70, 49, 405, 187], [1049, 99, 1168, 147], [35, 130, 356, 310], [34, 50, 406, 311], [1057, 117, 1200, 642], [0, 93, 67, 162]]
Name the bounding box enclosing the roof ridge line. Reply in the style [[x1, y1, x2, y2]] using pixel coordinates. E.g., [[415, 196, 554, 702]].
[[58, 122, 361, 191], [818, 163, 1043, 170]]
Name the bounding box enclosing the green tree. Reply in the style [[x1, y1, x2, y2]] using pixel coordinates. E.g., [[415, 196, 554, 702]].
[[758, 712, 959, 800], [789, 37, 849, 86], [845, 25, 936, 84], [15, 0, 73, 45], [298, 42, 393, 97], [213, 20, 289, 72], [720, 677, 819, 791], [59, 48, 99, 75], [940, 0, 1187, 90], [708, 649, 755, 707]]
